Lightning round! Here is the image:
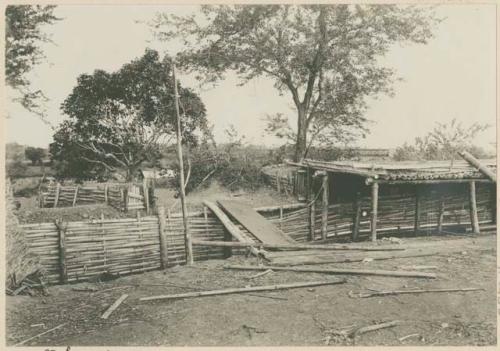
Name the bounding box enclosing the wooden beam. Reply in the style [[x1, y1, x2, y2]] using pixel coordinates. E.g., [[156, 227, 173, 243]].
[[458, 150, 496, 182], [321, 173, 329, 240], [72, 185, 79, 207], [371, 182, 379, 242], [53, 183, 61, 208], [225, 265, 436, 279], [139, 279, 346, 302], [191, 239, 405, 251], [55, 219, 67, 284], [157, 206, 169, 269], [309, 202, 316, 241], [104, 183, 108, 204], [414, 186, 421, 235], [469, 181, 480, 233], [101, 294, 128, 319], [366, 178, 493, 185], [352, 193, 361, 241]]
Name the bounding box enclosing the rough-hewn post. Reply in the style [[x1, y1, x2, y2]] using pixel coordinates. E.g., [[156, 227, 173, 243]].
[[414, 186, 421, 235], [143, 179, 150, 214], [72, 185, 79, 207], [123, 187, 129, 212], [469, 181, 480, 233], [309, 202, 316, 241], [55, 219, 67, 283], [437, 199, 445, 233], [371, 182, 379, 242], [321, 173, 329, 240], [53, 183, 61, 208], [104, 184, 108, 205], [157, 206, 169, 269], [352, 193, 361, 241]]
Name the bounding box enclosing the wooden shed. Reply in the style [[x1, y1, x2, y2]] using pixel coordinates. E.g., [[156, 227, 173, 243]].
[[289, 158, 496, 241]]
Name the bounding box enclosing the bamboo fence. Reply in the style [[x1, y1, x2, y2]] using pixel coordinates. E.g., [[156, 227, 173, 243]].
[[39, 182, 150, 212], [21, 183, 495, 285]]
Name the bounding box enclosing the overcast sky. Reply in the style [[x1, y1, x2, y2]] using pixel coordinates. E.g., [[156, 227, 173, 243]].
[[4, 4, 497, 152]]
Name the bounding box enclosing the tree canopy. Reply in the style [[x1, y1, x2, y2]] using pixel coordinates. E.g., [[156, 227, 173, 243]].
[[5, 5, 60, 117], [24, 147, 46, 165], [152, 5, 440, 161], [50, 49, 208, 181]]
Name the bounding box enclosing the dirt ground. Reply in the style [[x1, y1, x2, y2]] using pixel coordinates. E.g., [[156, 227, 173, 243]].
[[6, 233, 497, 347]]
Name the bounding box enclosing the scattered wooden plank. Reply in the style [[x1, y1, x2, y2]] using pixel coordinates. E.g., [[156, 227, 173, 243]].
[[140, 279, 346, 302], [225, 265, 436, 279], [246, 269, 273, 279], [14, 322, 67, 346], [353, 287, 483, 298], [191, 239, 405, 252], [399, 265, 437, 270], [101, 294, 128, 319]]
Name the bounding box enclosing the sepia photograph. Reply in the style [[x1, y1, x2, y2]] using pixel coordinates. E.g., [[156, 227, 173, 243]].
[[3, 2, 498, 347]]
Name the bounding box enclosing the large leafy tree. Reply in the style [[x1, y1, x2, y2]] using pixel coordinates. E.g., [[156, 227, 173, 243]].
[[5, 5, 59, 117], [152, 5, 440, 161], [51, 49, 208, 181]]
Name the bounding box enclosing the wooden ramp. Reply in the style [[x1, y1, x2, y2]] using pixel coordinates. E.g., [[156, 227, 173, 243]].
[[217, 200, 295, 245]]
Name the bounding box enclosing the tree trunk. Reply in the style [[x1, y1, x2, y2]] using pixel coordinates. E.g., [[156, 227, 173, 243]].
[[294, 106, 308, 162]]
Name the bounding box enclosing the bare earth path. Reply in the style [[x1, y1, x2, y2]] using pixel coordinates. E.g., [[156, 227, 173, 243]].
[[6, 234, 496, 346]]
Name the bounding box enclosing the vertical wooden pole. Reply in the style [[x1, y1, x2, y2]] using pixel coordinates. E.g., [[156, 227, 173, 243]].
[[371, 182, 379, 242], [437, 199, 445, 233], [173, 63, 193, 265], [157, 206, 169, 269], [123, 187, 129, 212], [469, 181, 480, 233], [414, 186, 421, 235], [279, 206, 283, 231], [276, 172, 281, 194], [321, 173, 329, 240], [72, 185, 79, 207], [491, 184, 497, 224], [351, 193, 361, 241], [104, 184, 108, 205], [143, 179, 150, 214], [55, 219, 67, 284], [309, 202, 316, 241], [53, 183, 61, 208]]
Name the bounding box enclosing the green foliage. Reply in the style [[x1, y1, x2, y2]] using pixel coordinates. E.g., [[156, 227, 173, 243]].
[[6, 160, 28, 179], [51, 49, 208, 181], [24, 146, 46, 165], [152, 5, 440, 160], [393, 119, 491, 161], [5, 5, 59, 117]]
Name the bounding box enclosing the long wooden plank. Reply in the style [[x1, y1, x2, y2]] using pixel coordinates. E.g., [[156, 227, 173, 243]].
[[139, 279, 346, 302], [218, 200, 294, 245]]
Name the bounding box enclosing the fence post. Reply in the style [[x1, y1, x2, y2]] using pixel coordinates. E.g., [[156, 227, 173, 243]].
[[157, 206, 169, 269], [72, 185, 79, 207], [55, 219, 68, 284], [371, 182, 379, 242], [351, 193, 361, 241], [414, 186, 421, 235], [279, 205, 283, 231], [123, 187, 129, 212], [143, 179, 150, 214], [104, 184, 108, 205], [321, 173, 329, 240], [309, 202, 316, 241], [53, 183, 61, 208], [469, 181, 480, 233], [437, 199, 445, 233]]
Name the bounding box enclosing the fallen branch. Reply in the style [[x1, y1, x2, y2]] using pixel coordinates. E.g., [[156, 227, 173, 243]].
[[15, 323, 67, 346], [101, 294, 128, 319], [192, 239, 405, 252], [140, 279, 346, 302], [399, 333, 420, 342], [225, 265, 436, 279], [353, 287, 484, 298], [246, 269, 273, 280], [352, 320, 400, 337]]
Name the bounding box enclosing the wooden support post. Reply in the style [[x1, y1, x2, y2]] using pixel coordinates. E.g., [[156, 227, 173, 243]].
[[157, 206, 169, 269], [414, 186, 421, 235], [53, 183, 61, 208], [72, 185, 79, 207], [104, 184, 108, 205], [352, 193, 361, 241], [55, 219, 68, 283], [143, 179, 150, 214], [279, 206, 283, 231], [123, 187, 129, 212], [458, 150, 496, 182], [469, 181, 480, 233], [309, 202, 316, 241], [276, 172, 281, 194], [491, 184, 497, 224], [371, 182, 379, 242], [437, 200, 445, 233], [321, 173, 329, 240]]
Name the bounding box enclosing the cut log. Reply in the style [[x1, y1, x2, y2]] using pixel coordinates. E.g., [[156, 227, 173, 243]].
[[101, 294, 128, 319], [225, 265, 436, 279], [191, 239, 405, 252], [458, 151, 496, 182], [139, 279, 346, 302], [353, 287, 483, 298]]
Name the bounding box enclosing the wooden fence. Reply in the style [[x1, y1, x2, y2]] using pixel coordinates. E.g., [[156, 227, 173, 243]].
[[21, 184, 495, 285], [39, 182, 151, 212]]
